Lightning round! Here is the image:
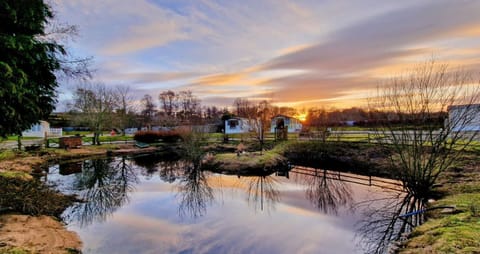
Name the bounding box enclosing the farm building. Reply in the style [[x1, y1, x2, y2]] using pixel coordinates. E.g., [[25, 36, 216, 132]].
[[225, 117, 255, 134], [447, 104, 480, 131], [22, 120, 63, 138], [270, 115, 303, 133]]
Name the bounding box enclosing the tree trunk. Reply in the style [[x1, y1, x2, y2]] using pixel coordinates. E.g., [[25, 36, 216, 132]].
[[94, 132, 101, 145], [17, 135, 22, 150]]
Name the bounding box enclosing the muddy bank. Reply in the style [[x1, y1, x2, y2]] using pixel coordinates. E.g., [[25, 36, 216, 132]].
[[281, 141, 395, 178], [0, 214, 81, 254], [0, 176, 81, 253]]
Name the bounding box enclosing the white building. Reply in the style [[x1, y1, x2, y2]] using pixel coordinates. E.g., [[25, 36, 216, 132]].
[[22, 121, 63, 138], [225, 117, 255, 134], [124, 128, 139, 135], [270, 115, 303, 133], [447, 104, 480, 131]]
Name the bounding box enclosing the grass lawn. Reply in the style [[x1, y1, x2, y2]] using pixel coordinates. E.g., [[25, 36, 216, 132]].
[[400, 150, 480, 253], [402, 192, 480, 253], [2, 136, 41, 141]]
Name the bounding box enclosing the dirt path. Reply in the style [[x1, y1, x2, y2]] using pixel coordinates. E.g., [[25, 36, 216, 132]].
[[0, 214, 81, 254]]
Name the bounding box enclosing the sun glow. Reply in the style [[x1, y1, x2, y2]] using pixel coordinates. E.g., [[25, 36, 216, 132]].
[[295, 113, 307, 122]]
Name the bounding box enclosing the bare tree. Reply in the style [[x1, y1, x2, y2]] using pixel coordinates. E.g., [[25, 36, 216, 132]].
[[252, 100, 273, 153], [42, 2, 93, 81], [306, 107, 331, 142], [158, 90, 177, 117], [115, 86, 136, 135], [71, 82, 118, 145], [177, 90, 201, 122], [369, 60, 480, 199], [233, 98, 257, 119], [140, 94, 157, 129], [271, 106, 297, 117]]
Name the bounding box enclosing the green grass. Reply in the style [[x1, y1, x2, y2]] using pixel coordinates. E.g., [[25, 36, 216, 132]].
[[403, 193, 480, 253], [0, 171, 31, 179], [210, 149, 285, 172], [2, 136, 41, 141], [326, 133, 371, 142], [89, 144, 120, 150], [63, 130, 91, 136], [98, 135, 133, 142], [332, 126, 373, 131], [0, 150, 17, 161], [0, 247, 31, 254]]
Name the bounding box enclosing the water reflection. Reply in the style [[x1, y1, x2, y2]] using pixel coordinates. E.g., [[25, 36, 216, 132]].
[[292, 167, 353, 214], [176, 162, 214, 218], [63, 157, 137, 227], [48, 157, 430, 253], [288, 165, 426, 253], [240, 175, 280, 212], [356, 193, 425, 254], [132, 156, 216, 218]]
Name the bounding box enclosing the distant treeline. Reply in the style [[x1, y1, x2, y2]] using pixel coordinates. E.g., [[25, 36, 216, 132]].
[[305, 107, 447, 128]]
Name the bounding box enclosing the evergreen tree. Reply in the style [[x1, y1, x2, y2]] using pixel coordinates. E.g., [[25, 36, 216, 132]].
[[0, 0, 64, 137]]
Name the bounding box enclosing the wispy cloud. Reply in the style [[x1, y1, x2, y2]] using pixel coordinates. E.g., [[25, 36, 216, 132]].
[[263, 1, 480, 73], [54, 0, 480, 109]]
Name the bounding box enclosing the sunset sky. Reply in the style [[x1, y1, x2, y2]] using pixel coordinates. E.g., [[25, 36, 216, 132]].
[[53, 0, 480, 110]]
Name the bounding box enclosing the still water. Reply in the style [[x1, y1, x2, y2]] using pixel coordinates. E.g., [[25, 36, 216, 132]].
[[45, 155, 408, 254]]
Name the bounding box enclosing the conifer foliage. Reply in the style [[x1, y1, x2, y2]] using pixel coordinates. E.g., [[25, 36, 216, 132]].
[[0, 0, 63, 137]]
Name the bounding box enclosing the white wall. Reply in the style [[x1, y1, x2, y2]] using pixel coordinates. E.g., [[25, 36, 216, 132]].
[[448, 105, 480, 131], [225, 118, 252, 134], [22, 121, 62, 138], [270, 116, 302, 133]]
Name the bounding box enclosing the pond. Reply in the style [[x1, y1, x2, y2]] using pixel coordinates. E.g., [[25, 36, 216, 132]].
[[45, 155, 419, 254]]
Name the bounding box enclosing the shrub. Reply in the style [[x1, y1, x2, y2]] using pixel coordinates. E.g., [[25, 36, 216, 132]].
[[0, 150, 17, 161], [134, 130, 182, 143]]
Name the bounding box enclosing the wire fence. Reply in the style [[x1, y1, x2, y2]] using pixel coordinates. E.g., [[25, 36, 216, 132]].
[[1, 130, 478, 151]]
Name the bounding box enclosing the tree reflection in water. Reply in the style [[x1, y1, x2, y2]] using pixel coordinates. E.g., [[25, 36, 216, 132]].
[[176, 161, 214, 218], [291, 167, 353, 214], [289, 166, 426, 253], [356, 191, 425, 254], [240, 175, 280, 213], [63, 157, 137, 227]]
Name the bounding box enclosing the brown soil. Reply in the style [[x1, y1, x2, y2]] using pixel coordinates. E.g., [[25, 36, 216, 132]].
[[0, 156, 44, 175], [0, 214, 81, 254]]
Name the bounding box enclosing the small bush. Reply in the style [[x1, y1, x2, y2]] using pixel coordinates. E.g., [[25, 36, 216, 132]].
[[0, 150, 17, 161], [134, 130, 182, 143]]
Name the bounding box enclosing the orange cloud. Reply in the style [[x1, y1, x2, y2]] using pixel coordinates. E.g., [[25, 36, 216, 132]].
[[196, 73, 248, 86], [276, 44, 312, 55]]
